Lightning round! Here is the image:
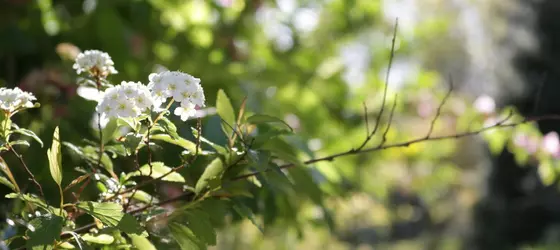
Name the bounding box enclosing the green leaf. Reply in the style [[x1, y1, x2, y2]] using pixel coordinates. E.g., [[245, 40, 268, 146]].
[[47, 126, 62, 186], [150, 134, 197, 152], [130, 190, 159, 204], [539, 159, 555, 186], [10, 140, 30, 147], [263, 138, 324, 204], [11, 128, 44, 147], [129, 162, 185, 183], [0, 176, 15, 191], [123, 132, 143, 155], [58, 242, 76, 249], [252, 128, 292, 148], [101, 118, 119, 145], [81, 234, 114, 245], [100, 152, 114, 175], [232, 199, 263, 233], [169, 222, 206, 250], [26, 214, 63, 248], [173, 209, 217, 246], [159, 116, 180, 139], [76, 201, 123, 227], [246, 114, 293, 132], [216, 89, 236, 138], [129, 234, 156, 250], [117, 214, 146, 236], [195, 158, 224, 194], [6, 193, 65, 216]]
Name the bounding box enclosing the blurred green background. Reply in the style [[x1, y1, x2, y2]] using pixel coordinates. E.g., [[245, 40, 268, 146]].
[[1, 0, 557, 249]]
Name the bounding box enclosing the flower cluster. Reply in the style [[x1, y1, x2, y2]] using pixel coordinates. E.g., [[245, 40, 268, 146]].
[[73, 50, 118, 76], [148, 71, 205, 121], [0, 87, 37, 113], [96, 81, 154, 119]]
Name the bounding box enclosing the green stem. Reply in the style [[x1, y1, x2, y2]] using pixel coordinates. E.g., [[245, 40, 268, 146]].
[[58, 185, 64, 216]]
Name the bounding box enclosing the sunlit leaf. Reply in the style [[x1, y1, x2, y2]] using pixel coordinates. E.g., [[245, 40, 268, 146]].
[[10, 128, 43, 147], [76, 201, 123, 227], [81, 234, 114, 245], [216, 89, 236, 139], [150, 134, 197, 152], [47, 126, 62, 186], [195, 157, 224, 194], [128, 162, 185, 183], [101, 118, 118, 145], [129, 234, 156, 250]]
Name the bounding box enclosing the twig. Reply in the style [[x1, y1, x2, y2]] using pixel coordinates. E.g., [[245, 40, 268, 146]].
[[379, 94, 398, 146], [356, 18, 398, 151], [9, 146, 44, 198], [425, 76, 454, 139], [230, 113, 558, 180]]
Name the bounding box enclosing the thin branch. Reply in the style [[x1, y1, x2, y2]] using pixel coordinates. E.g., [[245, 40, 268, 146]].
[[379, 94, 398, 147], [231, 113, 558, 180], [9, 146, 44, 198], [363, 102, 370, 136], [356, 18, 398, 151], [425, 76, 454, 139]]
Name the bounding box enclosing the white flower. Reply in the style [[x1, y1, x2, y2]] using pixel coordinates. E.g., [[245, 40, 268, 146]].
[[474, 95, 496, 115], [96, 81, 154, 119], [0, 87, 37, 113], [174, 102, 197, 121], [73, 50, 118, 76], [147, 71, 205, 120]]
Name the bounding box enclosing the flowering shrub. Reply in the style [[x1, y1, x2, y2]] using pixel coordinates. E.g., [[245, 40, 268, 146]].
[[0, 47, 557, 250]]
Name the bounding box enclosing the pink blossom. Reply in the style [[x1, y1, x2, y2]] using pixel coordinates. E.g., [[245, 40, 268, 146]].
[[542, 132, 560, 158]]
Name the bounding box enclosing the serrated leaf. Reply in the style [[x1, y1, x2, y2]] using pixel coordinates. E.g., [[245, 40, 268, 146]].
[[129, 162, 185, 183], [26, 214, 63, 248], [76, 201, 123, 227], [129, 234, 156, 250], [169, 222, 206, 250], [0, 176, 15, 191], [246, 114, 293, 132], [117, 214, 146, 236], [232, 199, 263, 233], [11, 128, 44, 147], [150, 134, 197, 152], [81, 234, 114, 245], [195, 158, 224, 194], [47, 126, 62, 186], [216, 89, 236, 138]]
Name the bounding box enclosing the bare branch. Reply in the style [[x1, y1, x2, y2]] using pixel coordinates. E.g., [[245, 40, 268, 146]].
[[356, 18, 399, 151], [425, 76, 454, 139], [379, 94, 398, 147], [9, 146, 44, 198]]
